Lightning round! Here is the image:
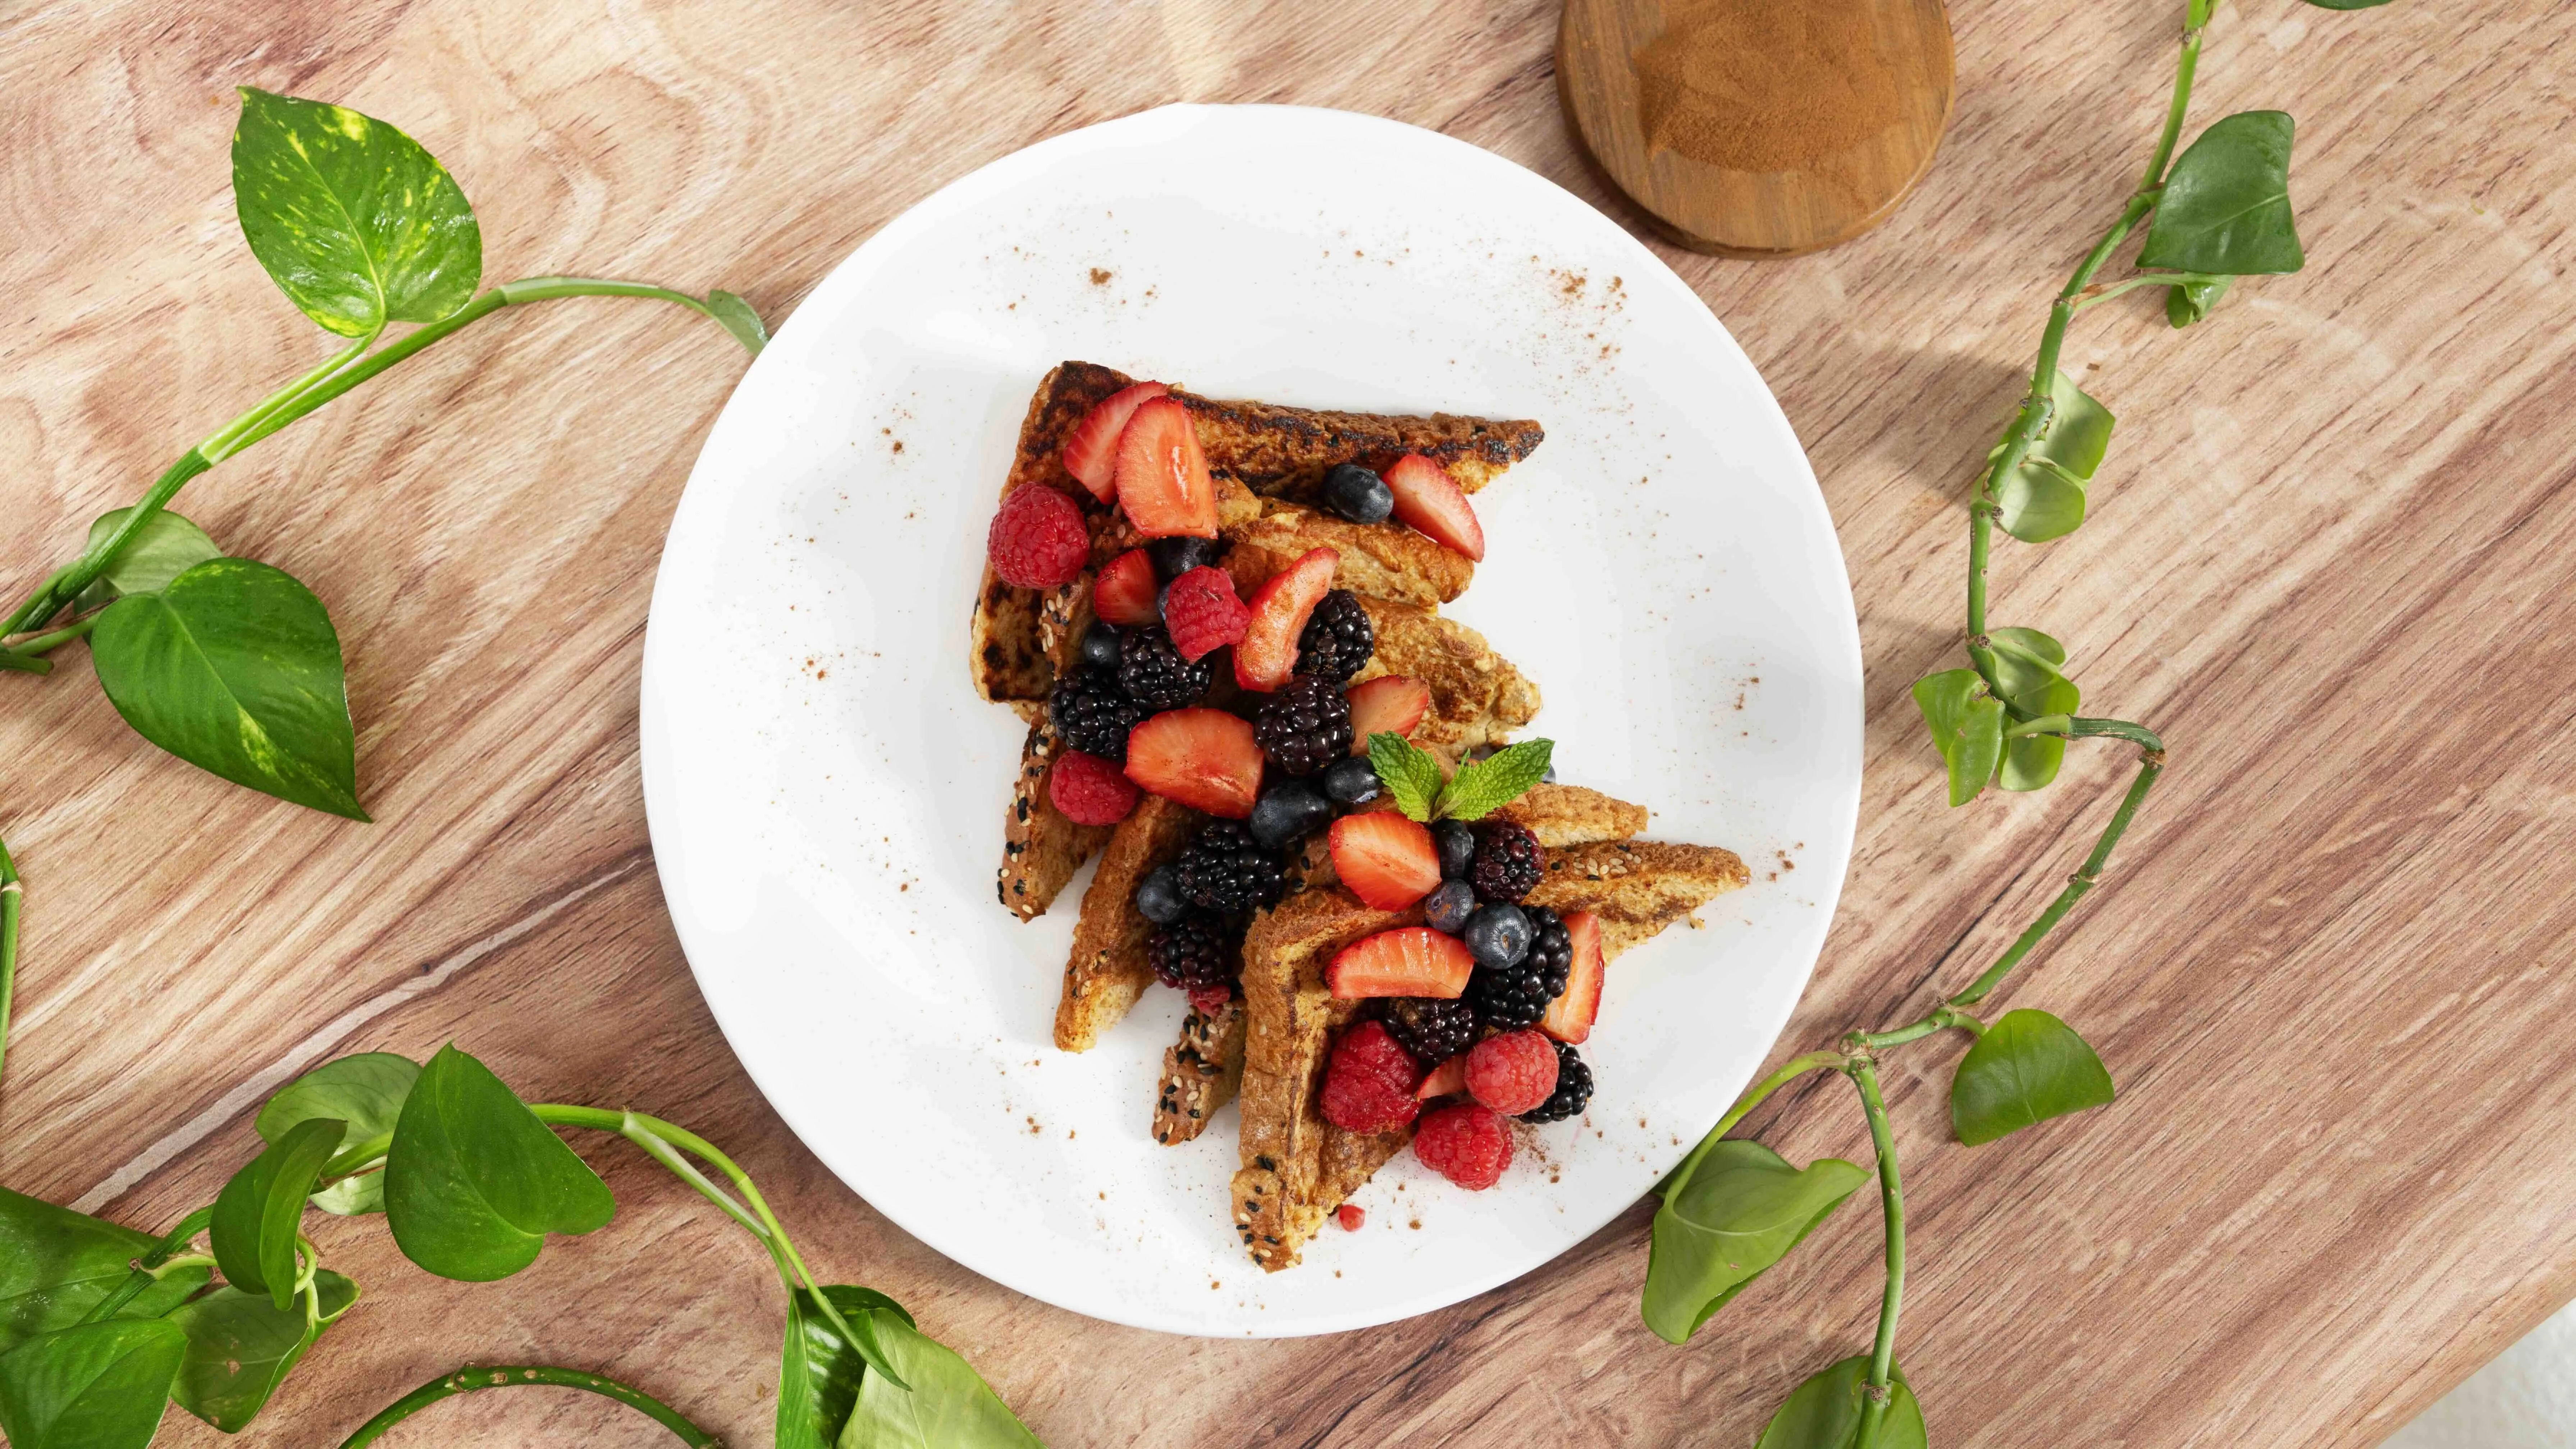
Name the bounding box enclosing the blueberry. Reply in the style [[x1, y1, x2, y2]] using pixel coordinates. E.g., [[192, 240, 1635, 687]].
[[1323, 463, 1394, 525], [1542, 764, 1558, 783], [1148, 535, 1222, 582], [1135, 866, 1189, 925], [1433, 820, 1477, 880], [1462, 903, 1532, 969], [1248, 781, 1334, 851], [1079, 620, 1123, 671], [1424, 880, 1478, 935], [1320, 756, 1381, 807]]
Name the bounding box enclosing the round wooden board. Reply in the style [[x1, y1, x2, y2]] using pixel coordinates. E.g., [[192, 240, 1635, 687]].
[[1558, 0, 1956, 258]]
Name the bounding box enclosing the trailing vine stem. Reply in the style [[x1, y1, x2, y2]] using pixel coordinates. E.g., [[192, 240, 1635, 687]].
[[1848, 1060, 1905, 1448], [335, 1365, 719, 1449], [0, 276, 752, 650], [0, 836, 18, 1089]]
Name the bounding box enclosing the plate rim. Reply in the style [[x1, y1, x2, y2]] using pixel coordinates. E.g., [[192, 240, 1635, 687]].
[[638, 100, 1863, 1337]]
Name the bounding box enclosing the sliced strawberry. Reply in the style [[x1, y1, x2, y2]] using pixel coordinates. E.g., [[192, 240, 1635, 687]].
[[1326, 927, 1474, 1000], [1539, 910, 1606, 1045], [1063, 381, 1169, 502], [1329, 813, 1442, 910], [1233, 547, 1339, 691], [1113, 396, 1218, 538], [1416, 1056, 1468, 1100], [1092, 548, 1160, 627], [1344, 675, 1431, 750], [1382, 454, 1485, 561], [1123, 708, 1262, 818]]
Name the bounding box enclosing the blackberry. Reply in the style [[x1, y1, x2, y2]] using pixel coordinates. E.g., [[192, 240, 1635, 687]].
[[1380, 998, 1479, 1067], [1470, 820, 1544, 903], [1149, 912, 1238, 991], [1517, 1041, 1594, 1123], [1174, 821, 1284, 914], [1293, 590, 1374, 684], [1116, 626, 1212, 710], [1469, 905, 1571, 1031], [1253, 676, 1354, 776], [1049, 667, 1145, 760]]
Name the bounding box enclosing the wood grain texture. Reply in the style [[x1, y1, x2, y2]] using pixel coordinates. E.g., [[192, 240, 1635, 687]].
[[1558, 0, 1955, 256], [0, 1, 2567, 1445]]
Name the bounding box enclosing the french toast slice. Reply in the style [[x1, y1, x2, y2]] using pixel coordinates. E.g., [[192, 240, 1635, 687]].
[[1349, 599, 1543, 754], [1223, 504, 1476, 609], [1055, 794, 1203, 1051], [1230, 828, 1750, 1272], [1000, 716, 1116, 921], [1154, 997, 1247, 1145]]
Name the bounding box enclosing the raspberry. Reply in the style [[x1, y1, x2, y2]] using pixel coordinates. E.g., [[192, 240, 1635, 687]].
[[1413, 1102, 1512, 1190], [1319, 1021, 1423, 1134], [1470, 820, 1544, 903], [1463, 1029, 1560, 1116], [1187, 983, 1236, 1016], [986, 483, 1089, 589], [1162, 566, 1251, 662], [1335, 1204, 1366, 1232], [1048, 749, 1138, 826]]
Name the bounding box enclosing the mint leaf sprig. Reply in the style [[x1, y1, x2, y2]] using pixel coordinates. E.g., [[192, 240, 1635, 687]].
[[1367, 733, 1553, 822]]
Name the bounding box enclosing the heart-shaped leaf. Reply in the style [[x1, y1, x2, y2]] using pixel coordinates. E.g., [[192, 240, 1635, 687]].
[[0, 1190, 211, 1359], [0, 1318, 186, 1449], [165, 1270, 358, 1432], [1992, 371, 2114, 543], [383, 1044, 615, 1282], [2165, 274, 2232, 328], [1988, 627, 2081, 792], [231, 89, 482, 337], [210, 1116, 344, 1310], [90, 557, 366, 820], [779, 1286, 916, 1449], [1912, 669, 2005, 807], [257, 1053, 420, 1215], [70, 509, 220, 612], [2141, 111, 2305, 276], [1641, 1141, 1868, 1344], [1755, 1355, 1926, 1449], [1951, 1009, 2116, 1145], [839, 1309, 1038, 1449], [705, 290, 769, 355]]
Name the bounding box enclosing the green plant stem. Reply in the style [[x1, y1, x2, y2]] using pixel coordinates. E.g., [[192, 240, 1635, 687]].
[[76, 1204, 215, 1325], [1948, 742, 2165, 1008], [0, 837, 17, 1092], [1849, 1007, 1986, 1052], [1659, 1050, 1848, 1196], [0, 278, 752, 639], [7, 615, 100, 659], [1848, 1060, 1905, 1449], [2073, 271, 2232, 310], [337, 1365, 720, 1449]]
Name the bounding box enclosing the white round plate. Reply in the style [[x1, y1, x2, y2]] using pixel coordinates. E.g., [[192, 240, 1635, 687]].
[[640, 105, 1860, 1338]]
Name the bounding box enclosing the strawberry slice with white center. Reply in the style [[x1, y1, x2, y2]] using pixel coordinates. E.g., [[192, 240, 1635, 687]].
[[1232, 546, 1339, 691], [1343, 675, 1431, 749], [1539, 910, 1606, 1044], [1113, 396, 1218, 538], [1382, 453, 1485, 561], [1326, 927, 1474, 999], [1061, 380, 1168, 502], [1123, 708, 1263, 818], [1091, 548, 1160, 627], [1329, 812, 1442, 910]]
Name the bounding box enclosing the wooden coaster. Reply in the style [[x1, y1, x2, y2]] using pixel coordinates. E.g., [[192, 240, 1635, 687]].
[[1558, 0, 1956, 258]]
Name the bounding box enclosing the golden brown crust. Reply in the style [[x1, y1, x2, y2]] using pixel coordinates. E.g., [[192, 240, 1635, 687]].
[[1349, 599, 1543, 753], [1526, 840, 1754, 959], [1175, 388, 1544, 505], [1490, 783, 1650, 847], [1054, 794, 1203, 1050], [974, 364, 1131, 705], [999, 719, 1116, 922], [1155, 997, 1247, 1145], [1221, 504, 1476, 608]]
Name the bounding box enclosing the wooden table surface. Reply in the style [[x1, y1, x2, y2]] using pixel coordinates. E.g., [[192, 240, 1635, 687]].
[[2, 2, 2568, 1445]]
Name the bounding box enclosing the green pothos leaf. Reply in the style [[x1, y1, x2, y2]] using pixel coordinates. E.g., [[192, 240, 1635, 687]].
[[778, 1286, 916, 1449], [1912, 669, 2005, 807], [89, 558, 366, 820], [71, 509, 221, 612], [165, 1270, 359, 1432], [2141, 111, 2305, 276], [1991, 370, 2114, 544], [382, 1044, 614, 1282], [2165, 274, 2232, 328], [210, 1115, 344, 1310], [1641, 1141, 1868, 1343], [1987, 627, 2080, 792], [0, 1190, 212, 1361], [1755, 1355, 1927, 1449], [0, 1318, 186, 1449], [1951, 1009, 2117, 1145], [705, 290, 769, 355], [257, 1052, 421, 1215], [838, 1309, 1037, 1449], [231, 88, 483, 337]]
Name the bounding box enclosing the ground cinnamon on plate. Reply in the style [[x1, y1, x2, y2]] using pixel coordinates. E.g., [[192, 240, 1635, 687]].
[[1633, 0, 1905, 174]]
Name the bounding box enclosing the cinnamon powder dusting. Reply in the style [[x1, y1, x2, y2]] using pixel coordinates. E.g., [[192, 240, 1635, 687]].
[[1633, 0, 1904, 174]]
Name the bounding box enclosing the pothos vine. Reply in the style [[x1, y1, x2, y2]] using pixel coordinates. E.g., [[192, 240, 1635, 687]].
[[0, 4, 2392, 1445]]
